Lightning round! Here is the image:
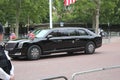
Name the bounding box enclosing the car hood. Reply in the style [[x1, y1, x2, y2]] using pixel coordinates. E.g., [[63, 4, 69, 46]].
[[7, 39, 30, 43], [7, 37, 45, 43]]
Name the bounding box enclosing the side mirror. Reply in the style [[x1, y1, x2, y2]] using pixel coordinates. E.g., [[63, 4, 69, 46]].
[[47, 35, 53, 39]]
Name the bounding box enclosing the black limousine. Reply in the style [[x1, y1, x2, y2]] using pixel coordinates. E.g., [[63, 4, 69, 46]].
[[5, 27, 102, 60]]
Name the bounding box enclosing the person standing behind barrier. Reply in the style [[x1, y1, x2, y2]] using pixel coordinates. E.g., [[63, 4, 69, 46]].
[[0, 24, 15, 80], [27, 31, 35, 40], [10, 32, 16, 40]]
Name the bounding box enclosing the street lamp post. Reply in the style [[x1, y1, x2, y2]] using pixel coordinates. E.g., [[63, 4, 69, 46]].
[[108, 22, 111, 42], [49, 0, 53, 29]]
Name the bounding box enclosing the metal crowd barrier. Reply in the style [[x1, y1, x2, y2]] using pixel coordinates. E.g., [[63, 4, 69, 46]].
[[71, 65, 120, 80], [41, 76, 68, 80], [41, 65, 120, 80]]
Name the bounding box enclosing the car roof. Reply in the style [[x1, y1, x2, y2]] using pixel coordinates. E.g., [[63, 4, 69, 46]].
[[49, 27, 87, 30], [36, 27, 86, 30], [34, 27, 97, 36], [35, 27, 91, 34]]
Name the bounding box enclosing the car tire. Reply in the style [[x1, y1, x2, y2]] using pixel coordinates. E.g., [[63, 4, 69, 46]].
[[85, 41, 95, 54], [27, 45, 41, 60]]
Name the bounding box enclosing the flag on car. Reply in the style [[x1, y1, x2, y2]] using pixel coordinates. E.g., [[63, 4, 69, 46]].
[[64, 0, 76, 6]]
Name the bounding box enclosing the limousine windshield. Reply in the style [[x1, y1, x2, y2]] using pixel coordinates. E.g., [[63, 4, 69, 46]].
[[33, 29, 49, 38]]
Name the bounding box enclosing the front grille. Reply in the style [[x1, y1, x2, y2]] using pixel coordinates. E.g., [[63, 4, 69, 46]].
[[5, 43, 17, 50]]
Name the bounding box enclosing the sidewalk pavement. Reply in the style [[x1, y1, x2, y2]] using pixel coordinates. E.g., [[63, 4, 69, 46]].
[[102, 36, 120, 44]]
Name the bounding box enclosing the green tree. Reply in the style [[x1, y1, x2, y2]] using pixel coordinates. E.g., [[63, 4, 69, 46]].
[[0, 0, 120, 36], [0, 0, 49, 37], [100, 0, 120, 24], [53, 0, 120, 32]]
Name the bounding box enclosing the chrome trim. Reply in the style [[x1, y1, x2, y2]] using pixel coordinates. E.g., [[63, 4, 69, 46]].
[[44, 47, 84, 53]]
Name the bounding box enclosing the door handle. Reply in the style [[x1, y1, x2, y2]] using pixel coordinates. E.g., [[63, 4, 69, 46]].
[[57, 40, 62, 42], [75, 39, 79, 41]]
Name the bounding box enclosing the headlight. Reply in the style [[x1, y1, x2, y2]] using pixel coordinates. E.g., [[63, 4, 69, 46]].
[[17, 43, 23, 48]]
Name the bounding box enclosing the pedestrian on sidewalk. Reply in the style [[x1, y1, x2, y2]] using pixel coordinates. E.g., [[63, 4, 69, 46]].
[[0, 24, 15, 80]]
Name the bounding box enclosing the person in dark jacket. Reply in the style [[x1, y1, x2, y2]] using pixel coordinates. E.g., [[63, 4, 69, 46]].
[[0, 24, 14, 80]]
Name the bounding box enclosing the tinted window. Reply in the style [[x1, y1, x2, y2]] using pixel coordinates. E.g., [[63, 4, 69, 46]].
[[49, 30, 60, 37], [48, 29, 88, 37], [76, 29, 88, 36], [58, 29, 68, 37], [67, 29, 77, 36], [59, 29, 79, 37], [49, 29, 77, 37]]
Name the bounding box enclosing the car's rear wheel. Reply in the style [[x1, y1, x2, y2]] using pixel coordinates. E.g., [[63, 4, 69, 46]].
[[85, 41, 95, 54], [27, 45, 41, 60]]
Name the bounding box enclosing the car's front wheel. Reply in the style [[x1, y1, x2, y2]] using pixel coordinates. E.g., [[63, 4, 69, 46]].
[[85, 41, 95, 54], [27, 45, 41, 60]]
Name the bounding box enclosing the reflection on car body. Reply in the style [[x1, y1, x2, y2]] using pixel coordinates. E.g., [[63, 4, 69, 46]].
[[5, 27, 102, 60]]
